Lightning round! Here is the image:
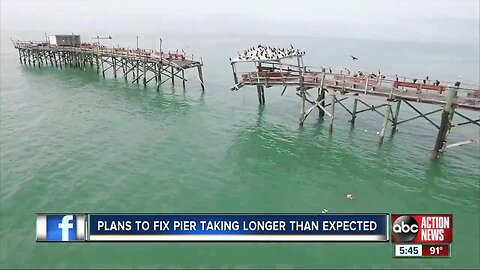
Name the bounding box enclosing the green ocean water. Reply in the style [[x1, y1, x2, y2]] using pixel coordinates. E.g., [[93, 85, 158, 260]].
[[1, 31, 479, 269]]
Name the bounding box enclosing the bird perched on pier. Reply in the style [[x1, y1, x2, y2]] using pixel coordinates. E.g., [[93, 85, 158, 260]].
[[350, 55, 358, 60]]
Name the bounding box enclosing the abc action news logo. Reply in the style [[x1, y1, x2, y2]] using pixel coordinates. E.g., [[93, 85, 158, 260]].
[[391, 214, 452, 243]]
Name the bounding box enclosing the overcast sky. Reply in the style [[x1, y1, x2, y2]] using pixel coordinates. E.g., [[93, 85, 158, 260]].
[[1, 0, 479, 43]]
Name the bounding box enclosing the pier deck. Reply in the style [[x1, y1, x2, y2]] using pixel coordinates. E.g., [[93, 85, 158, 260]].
[[232, 71, 480, 110], [13, 40, 205, 91]]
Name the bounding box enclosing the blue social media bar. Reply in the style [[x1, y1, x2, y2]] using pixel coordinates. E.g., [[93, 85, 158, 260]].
[[36, 214, 86, 241]]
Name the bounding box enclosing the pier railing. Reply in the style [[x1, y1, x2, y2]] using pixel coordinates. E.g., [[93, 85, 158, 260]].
[[12, 40, 200, 63], [236, 70, 480, 99]]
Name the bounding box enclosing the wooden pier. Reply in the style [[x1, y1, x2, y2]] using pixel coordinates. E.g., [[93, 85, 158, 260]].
[[12, 38, 205, 91], [230, 46, 480, 159]]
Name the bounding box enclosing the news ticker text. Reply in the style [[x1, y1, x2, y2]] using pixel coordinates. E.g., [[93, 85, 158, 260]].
[[36, 213, 452, 248]]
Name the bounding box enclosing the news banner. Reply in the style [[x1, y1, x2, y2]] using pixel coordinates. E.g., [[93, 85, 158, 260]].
[[36, 213, 452, 258]]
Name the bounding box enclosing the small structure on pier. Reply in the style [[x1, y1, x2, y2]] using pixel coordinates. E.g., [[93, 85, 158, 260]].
[[49, 34, 81, 46], [229, 45, 480, 159], [12, 34, 205, 91]]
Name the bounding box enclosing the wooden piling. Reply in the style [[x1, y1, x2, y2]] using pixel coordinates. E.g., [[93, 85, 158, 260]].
[[124, 59, 128, 81], [318, 87, 326, 118], [231, 63, 238, 84], [136, 60, 139, 84], [143, 60, 147, 86], [318, 72, 326, 118], [171, 66, 175, 86], [36, 52, 40, 68], [379, 100, 392, 144], [132, 62, 136, 80], [261, 86, 265, 104], [197, 66, 205, 92], [159, 63, 162, 82], [351, 97, 358, 125], [329, 92, 335, 133], [180, 69, 185, 89], [49, 52, 53, 67], [317, 87, 322, 116], [53, 53, 58, 67], [431, 86, 458, 159], [391, 100, 401, 134], [101, 57, 105, 78], [300, 89, 306, 125], [32, 51, 36, 67], [156, 63, 161, 90], [113, 57, 117, 78], [95, 55, 99, 74], [257, 85, 265, 105]]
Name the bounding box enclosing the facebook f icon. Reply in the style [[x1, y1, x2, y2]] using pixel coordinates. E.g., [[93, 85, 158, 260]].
[[45, 215, 77, 241], [34, 214, 85, 241], [58, 215, 74, 241]]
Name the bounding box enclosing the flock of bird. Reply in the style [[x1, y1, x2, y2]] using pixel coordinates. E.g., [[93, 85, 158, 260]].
[[232, 44, 305, 61]]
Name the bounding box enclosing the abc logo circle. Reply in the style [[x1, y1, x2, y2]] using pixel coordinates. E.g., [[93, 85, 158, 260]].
[[392, 216, 418, 242]]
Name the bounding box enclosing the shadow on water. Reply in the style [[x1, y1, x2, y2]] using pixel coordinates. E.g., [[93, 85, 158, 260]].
[[256, 104, 265, 126]]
